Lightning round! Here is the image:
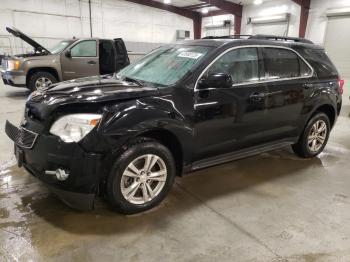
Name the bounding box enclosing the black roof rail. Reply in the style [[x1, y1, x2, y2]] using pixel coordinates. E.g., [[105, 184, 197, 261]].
[[202, 35, 252, 39], [249, 34, 313, 44]]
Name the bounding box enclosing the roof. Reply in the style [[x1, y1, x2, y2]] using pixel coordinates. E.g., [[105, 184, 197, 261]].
[[176, 36, 323, 50]]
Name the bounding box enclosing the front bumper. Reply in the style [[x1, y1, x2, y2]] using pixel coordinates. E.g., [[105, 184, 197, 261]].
[[5, 120, 103, 210], [0, 69, 26, 87]]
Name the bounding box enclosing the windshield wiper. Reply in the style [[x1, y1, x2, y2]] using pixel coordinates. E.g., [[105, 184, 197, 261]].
[[123, 76, 143, 87]]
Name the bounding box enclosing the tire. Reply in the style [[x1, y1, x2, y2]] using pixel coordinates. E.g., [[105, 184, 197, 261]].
[[292, 112, 330, 158], [106, 138, 176, 214], [28, 71, 57, 91]]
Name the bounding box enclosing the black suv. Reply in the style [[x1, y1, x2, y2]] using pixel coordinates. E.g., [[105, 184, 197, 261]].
[[5, 35, 343, 214]]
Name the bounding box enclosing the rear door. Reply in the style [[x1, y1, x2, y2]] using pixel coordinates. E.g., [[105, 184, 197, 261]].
[[261, 46, 313, 141], [60, 39, 99, 80], [114, 38, 130, 72]]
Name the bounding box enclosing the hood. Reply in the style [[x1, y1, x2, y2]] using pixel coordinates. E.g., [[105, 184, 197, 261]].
[[6, 26, 51, 54], [26, 75, 159, 119]]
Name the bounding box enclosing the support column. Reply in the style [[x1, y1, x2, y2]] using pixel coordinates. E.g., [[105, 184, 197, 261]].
[[234, 15, 242, 35], [299, 0, 311, 38], [193, 14, 202, 39], [292, 0, 311, 38]]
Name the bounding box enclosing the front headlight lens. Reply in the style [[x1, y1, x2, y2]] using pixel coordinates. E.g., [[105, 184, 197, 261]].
[[50, 114, 102, 143], [7, 60, 20, 70]]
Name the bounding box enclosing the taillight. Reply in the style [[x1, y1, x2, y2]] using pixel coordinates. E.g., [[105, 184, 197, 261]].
[[339, 78, 344, 95]]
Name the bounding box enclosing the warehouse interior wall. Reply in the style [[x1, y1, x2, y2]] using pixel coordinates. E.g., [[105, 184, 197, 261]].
[[306, 0, 350, 45], [201, 14, 235, 38], [1, 0, 350, 57], [241, 0, 300, 37], [0, 0, 193, 56]]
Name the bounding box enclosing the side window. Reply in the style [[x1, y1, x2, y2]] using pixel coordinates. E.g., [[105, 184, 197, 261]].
[[298, 48, 336, 78], [263, 48, 299, 79], [299, 57, 312, 77], [263, 47, 312, 79], [207, 47, 259, 85], [71, 40, 97, 57]]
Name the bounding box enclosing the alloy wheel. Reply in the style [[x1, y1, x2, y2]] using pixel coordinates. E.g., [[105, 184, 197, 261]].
[[120, 154, 167, 204], [307, 120, 327, 153], [35, 77, 52, 89]]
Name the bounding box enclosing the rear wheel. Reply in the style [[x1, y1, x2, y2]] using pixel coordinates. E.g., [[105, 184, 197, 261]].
[[107, 139, 176, 214], [28, 71, 57, 91], [292, 112, 330, 158]]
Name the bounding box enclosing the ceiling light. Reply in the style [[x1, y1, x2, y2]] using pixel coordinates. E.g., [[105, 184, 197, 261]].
[[202, 8, 209, 14], [163, 0, 171, 4], [254, 0, 263, 5]]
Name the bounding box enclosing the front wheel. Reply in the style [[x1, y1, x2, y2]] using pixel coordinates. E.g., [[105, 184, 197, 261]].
[[107, 139, 176, 214], [292, 112, 330, 158], [28, 71, 57, 91]]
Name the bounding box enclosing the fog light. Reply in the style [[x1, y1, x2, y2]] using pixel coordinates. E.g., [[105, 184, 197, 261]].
[[45, 169, 70, 181]]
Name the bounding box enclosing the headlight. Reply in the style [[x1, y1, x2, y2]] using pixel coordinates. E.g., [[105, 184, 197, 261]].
[[50, 114, 102, 143], [7, 60, 20, 70]]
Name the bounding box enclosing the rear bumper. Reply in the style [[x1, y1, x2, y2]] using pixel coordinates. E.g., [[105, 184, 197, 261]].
[[0, 69, 26, 87], [5, 120, 104, 210]]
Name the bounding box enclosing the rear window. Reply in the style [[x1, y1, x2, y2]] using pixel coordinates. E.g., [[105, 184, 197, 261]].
[[262, 47, 312, 79], [296, 48, 338, 78]]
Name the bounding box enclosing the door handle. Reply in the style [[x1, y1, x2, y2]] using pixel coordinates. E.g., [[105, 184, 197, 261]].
[[87, 60, 97, 65], [249, 92, 266, 101], [303, 83, 313, 89]]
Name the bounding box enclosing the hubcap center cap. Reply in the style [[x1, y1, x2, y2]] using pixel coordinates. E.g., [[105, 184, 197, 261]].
[[139, 172, 148, 183]]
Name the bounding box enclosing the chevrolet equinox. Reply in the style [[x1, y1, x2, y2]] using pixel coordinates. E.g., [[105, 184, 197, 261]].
[[5, 35, 343, 214]]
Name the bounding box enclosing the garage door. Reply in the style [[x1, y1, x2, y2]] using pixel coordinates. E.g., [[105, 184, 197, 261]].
[[252, 22, 288, 36], [324, 16, 350, 77]]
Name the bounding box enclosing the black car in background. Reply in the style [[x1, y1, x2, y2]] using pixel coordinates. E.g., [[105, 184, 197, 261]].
[[5, 35, 343, 214]]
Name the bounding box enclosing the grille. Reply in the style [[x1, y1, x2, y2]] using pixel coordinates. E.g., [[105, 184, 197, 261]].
[[5, 120, 38, 149], [1, 58, 7, 70]]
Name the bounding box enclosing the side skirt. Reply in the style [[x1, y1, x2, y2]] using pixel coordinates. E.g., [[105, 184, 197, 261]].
[[189, 138, 297, 172]]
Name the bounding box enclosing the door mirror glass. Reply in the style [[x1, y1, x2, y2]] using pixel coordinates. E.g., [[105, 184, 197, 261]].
[[198, 73, 233, 89], [65, 49, 71, 58]]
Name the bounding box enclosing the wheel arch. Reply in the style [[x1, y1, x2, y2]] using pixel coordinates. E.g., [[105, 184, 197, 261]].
[[26, 67, 59, 86], [312, 104, 336, 128], [135, 129, 184, 177]]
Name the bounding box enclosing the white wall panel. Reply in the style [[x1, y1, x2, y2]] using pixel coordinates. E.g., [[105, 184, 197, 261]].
[[241, 0, 300, 37], [306, 0, 350, 45], [202, 15, 234, 37], [0, 0, 193, 55], [324, 17, 350, 78], [12, 12, 46, 37], [252, 23, 288, 36], [0, 10, 13, 35]]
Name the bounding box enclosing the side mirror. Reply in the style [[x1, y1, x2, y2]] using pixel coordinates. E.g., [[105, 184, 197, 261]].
[[198, 73, 233, 89], [65, 50, 71, 58]]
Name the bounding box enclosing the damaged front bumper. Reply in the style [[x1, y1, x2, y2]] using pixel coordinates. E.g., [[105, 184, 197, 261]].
[[5, 120, 103, 210]]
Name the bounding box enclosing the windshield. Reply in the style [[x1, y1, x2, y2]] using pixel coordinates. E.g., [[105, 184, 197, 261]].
[[117, 45, 212, 87], [48, 40, 73, 54]]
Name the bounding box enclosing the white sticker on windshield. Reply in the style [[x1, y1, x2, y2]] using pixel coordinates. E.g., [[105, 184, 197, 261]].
[[178, 52, 203, 59]]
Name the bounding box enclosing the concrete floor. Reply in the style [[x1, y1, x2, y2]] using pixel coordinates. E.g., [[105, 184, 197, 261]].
[[0, 81, 350, 262]]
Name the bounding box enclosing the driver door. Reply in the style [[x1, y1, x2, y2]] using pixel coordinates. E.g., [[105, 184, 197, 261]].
[[60, 39, 99, 80], [193, 47, 270, 161]]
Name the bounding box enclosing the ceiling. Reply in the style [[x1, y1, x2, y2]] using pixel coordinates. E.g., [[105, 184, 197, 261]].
[[151, 0, 272, 8], [153, 0, 203, 7]]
